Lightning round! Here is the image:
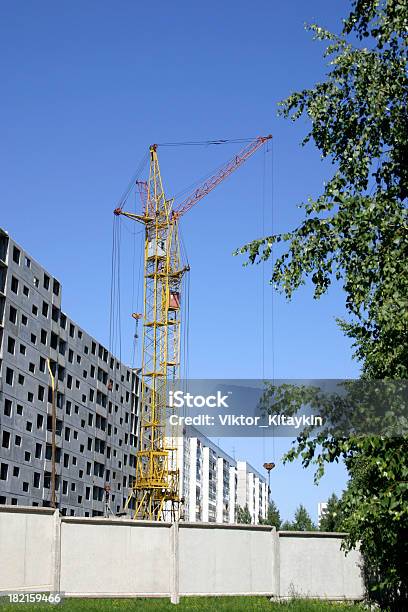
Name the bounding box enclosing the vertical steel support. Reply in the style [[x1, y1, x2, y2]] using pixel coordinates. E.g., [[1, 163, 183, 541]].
[[124, 146, 187, 520]]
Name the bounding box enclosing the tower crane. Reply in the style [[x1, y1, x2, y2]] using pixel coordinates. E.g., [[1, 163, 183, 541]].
[[114, 134, 272, 521]]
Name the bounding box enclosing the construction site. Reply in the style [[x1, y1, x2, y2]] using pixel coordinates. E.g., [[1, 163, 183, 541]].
[[0, 137, 365, 604], [3, 0, 394, 605], [0, 136, 273, 522]]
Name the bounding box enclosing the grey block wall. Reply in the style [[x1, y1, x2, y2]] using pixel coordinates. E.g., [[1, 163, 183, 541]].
[[0, 508, 365, 601], [0, 228, 139, 516]]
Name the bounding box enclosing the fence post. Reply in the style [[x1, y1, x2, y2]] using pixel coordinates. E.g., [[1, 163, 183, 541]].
[[170, 522, 180, 604], [272, 528, 280, 598], [51, 510, 61, 593]]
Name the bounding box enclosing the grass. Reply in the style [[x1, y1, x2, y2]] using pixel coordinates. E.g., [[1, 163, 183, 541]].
[[0, 596, 365, 611]]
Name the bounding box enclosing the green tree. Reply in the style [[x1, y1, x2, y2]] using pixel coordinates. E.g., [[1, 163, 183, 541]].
[[340, 438, 408, 607], [319, 493, 344, 532], [278, 505, 316, 531], [236, 504, 252, 524], [260, 500, 282, 529], [237, 1, 408, 607], [292, 504, 316, 531], [280, 520, 294, 531]]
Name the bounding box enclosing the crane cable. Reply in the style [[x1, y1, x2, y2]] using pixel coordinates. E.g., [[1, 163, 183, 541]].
[[109, 215, 122, 362], [110, 149, 150, 363], [179, 226, 190, 419], [269, 138, 275, 465], [109, 216, 117, 357], [261, 138, 275, 466], [115, 152, 149, 213], [262, 145, 266, 466], [157, 137, 257, 147], [108, 214, 122, 514], [131, 203, 144, 370]]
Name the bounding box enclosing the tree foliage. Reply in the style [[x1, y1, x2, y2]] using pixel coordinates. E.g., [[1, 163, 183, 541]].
[[280, 504, 316, 531], [340, 438, 408, 606], [260, 500, 282, 529], [236, 504, 252, 524], [259, 380, 408, 606], [280, 520, 294, 531], [292, 504, 316, 531], [319, 493, 345, 532], [237, 1, 408, 607]]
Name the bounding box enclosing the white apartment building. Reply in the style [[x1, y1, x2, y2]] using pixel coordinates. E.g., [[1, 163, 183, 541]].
[[236, 460, 269, 524], [317, 501, 328, 527], [178, 428, 268, 524]]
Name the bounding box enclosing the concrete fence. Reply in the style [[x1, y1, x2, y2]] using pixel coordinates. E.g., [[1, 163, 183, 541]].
[[0, 507, 364, 603]]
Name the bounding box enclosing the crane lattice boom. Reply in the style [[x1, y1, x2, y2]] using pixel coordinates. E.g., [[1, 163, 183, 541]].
[[173, 134, 272, 218]]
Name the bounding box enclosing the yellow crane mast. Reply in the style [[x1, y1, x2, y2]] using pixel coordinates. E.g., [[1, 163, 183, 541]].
[[114, 135, 272, 521]]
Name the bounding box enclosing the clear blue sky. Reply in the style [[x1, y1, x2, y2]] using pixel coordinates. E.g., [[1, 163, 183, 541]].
[[0, 0, 359, 522]]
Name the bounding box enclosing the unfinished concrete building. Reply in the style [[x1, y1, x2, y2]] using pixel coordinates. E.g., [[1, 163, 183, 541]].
[[0, 228, 139, 516]]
